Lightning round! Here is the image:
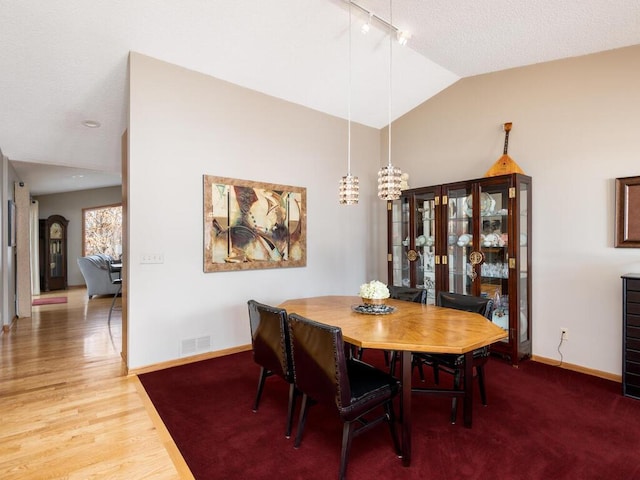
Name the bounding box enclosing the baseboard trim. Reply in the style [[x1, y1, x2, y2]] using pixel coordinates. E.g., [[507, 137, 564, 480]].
[[532, 355, 621, 383], [129, 344, 252, 376]]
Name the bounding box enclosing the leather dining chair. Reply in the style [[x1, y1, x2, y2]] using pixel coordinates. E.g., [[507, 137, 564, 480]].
[[107, 259, 122, 325], [287, 313, 400, 480], [247, 300, 298, 438], [417, 291, 494, 424], [377, 286, 428, 380], [358, 285, 425, 365]]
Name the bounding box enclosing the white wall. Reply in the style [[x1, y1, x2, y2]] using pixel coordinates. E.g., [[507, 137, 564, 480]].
[[387, 45, 640, 375], [128, 53, 382, 369], [35, 186, 122, 286], [1, 154, 19, 326]]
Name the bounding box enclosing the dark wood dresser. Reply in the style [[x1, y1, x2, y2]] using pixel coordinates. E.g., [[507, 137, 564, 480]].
[[622, 273, 640, 399]]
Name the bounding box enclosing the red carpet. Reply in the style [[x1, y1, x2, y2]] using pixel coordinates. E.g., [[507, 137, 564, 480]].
[[139, 351, 640, 480], [32, 296, 67, 306]]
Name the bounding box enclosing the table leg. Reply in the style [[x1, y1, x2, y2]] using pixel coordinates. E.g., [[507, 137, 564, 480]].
[[463, 350, 473, 428], [401, 350, 412, 466]]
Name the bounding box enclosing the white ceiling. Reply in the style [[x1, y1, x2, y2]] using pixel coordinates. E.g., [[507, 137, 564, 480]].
[[2, 0, 639, 195]]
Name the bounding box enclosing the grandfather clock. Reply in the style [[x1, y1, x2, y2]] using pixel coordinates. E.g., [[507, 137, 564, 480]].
[[39, 215, 69, 291]]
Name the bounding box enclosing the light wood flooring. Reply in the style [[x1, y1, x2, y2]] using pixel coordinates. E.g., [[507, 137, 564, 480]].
[[0, 288, 192, 479]]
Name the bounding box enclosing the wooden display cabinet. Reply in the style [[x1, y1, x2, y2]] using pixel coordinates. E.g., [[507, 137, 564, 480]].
[[387, 173, 532, 365]]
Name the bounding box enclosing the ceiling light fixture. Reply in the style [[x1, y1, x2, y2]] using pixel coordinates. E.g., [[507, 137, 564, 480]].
[[361, 12, 373, 34], [339, 2, 359, 205], [348, 1, 410, 46], [377, 0, 402, 201], [396, 30, 411, 46], [82, 120, 101, 128]]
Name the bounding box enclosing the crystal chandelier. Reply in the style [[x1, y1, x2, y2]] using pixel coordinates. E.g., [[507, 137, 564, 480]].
[[339, 3, 359, 204], [377, 0, 402, 201]]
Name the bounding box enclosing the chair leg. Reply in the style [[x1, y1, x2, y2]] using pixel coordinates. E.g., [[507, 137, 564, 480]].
[[107, 285, 122, 324], [477, 365, 487, 406], [385, 401, 401, 456], [252, 367, 269, 412], [416, 358, 425, 382], [433, 363, 440, 384], [286, 384, 297, 438], [389, 351, 397, 376], [451, 369, 462, 424], [294, 394, 310, 448], [383, 350, 390, 366], [339, 421, 354, 480]]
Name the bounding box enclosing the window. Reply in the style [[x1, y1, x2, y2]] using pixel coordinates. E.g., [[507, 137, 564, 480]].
[[83, 204, 122, 257]]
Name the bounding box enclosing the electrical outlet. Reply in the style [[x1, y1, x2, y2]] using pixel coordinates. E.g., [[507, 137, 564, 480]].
[[561, 328, 568, 341]]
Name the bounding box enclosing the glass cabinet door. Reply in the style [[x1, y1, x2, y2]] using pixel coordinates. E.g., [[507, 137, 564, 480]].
[[517, 178, 531, 346], [478, 181, 510, 335], [388, 188, 440, 303], [389, 197, 410, 288], [414, 191, 438, 304], [444, 185, 473, 295]]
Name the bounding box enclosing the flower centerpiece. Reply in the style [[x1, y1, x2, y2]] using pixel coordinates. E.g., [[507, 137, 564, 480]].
[[359, 280, 390, 305]]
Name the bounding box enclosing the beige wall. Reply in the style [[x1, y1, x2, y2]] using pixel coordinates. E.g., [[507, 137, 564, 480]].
[[386, 45, 640, 374], [128, 45, 639, 375], [128, 52, 381, 369]]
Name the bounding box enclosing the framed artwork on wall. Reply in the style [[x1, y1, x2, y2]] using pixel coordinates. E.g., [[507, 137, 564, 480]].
[[615, 176, 640, 248], [203, 175, 306, 272]]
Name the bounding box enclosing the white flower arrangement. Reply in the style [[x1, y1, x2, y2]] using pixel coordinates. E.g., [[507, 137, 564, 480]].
[[358, 280, 390, 300]]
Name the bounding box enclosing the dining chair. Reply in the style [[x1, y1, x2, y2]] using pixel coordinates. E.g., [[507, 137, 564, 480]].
[[373, 286, 427, 380], [247, 299, 298, 438], [107, 259, 122, 325], [287, 313, 400, 480], [418, 291, 494, 424]]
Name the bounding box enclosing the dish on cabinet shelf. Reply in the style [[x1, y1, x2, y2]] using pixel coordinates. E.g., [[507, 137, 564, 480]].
[[483, 233, 500, 247], [520, 233, 528, 246], [464, 192, 496, 217], [457, 233, 472, 247]]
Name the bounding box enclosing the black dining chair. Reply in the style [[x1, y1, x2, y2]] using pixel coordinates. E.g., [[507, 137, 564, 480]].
[[368, 286, 429, 381], [417, 291, 494, 424], [358, 285, 425, 366], [107, 259, 122, 325], [287, 313, 400, 480], [247, 299, 298, 438]]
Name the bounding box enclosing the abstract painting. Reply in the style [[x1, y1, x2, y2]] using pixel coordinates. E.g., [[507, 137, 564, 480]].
[[203, 175, 306, 272]]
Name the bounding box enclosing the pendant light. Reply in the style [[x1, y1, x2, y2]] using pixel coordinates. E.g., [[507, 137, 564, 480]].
[[377, 0, 402, 201], [339, 3, 359, 205]]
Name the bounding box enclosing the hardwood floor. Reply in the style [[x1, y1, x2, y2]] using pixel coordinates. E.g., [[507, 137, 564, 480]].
[[0, 288, 192, 479]]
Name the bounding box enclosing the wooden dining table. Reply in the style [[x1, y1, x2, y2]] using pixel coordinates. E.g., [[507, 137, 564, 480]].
[[278, 295, 507, 467]]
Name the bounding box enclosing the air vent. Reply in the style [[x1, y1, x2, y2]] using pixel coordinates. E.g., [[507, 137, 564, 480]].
[[180, 335, 212, 356]]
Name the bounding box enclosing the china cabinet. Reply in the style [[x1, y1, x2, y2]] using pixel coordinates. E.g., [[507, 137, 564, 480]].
[[387, 173, 532, 365], [39, 215, 69, 291], [622, 273, 640, 399]]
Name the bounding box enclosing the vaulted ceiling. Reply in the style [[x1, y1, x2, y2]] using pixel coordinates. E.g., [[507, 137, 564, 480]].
[[2, 0, 639, 194]]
